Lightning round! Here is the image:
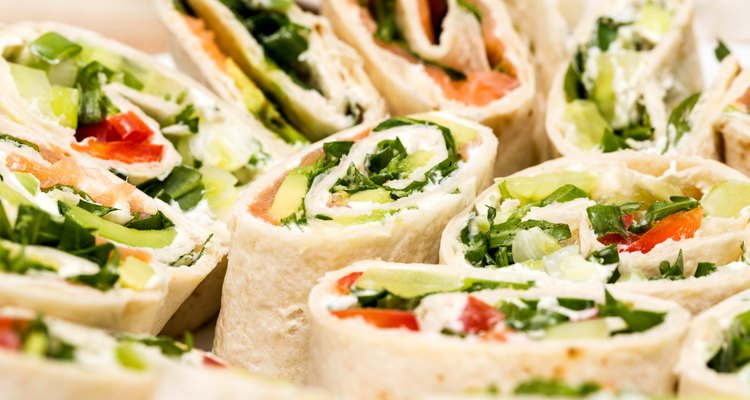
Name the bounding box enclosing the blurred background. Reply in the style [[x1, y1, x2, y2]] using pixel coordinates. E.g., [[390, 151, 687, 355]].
[[0, 0, 169, 53], [0, 0, 747, 56]]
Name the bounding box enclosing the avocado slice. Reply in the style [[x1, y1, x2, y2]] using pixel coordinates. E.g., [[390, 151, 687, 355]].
[[563, 100, 610, 150], [225, 58, 306, 144], [269, 171, 309, 220], [62, 204, 176, 248], [117, 257, 155, 290]]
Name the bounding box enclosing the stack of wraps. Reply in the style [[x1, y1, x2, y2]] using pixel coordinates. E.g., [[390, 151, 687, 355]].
[[545, 0, 713, 158], [157, 0, 387, 143], [441, 152, 750, 314], [0, 307, 329, 400], [677, 288, 750, 399], [0, 22, 294, 331], [215, 112, 497, 381], [321, 0, 541, 174], [0, 115, 224, 333], [308, 261, 689, 399]]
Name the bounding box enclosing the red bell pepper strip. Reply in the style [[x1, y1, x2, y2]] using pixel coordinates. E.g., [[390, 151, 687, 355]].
[[624, 207, 702, 254], [335, 272, 363, 295], [331, 309, 419, 331]]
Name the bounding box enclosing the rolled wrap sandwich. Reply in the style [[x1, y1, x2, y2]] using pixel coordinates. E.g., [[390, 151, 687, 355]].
[[0, 307, 328, 400], [676, 288, 750, 399], [707, 54, 750, 177], [215, 112, 497, 381], [158, 0, 387, 142], [546, 0, 707, 157], [309, 261, 690, 399], [0, 115, 224, 333], [322, 0, 539, 174], [0, 22, 291, 332], [0, 22, 292, 223], [441, 152, 750, 314]]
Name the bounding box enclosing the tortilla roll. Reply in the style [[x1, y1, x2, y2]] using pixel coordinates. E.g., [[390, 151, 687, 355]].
[[0, 22, 294, 331], [706, 56, 750, 177], [546, 0, 707, 157], [309, 261, 689, 399], [214, 112, 497, 381], [676, 288, 750, 399], [0, 307, 325, 400], [321, 0, 539, 174], [158, 0, 387, 143], [0, 115, 224, 333], [441, 151, 750, 314]]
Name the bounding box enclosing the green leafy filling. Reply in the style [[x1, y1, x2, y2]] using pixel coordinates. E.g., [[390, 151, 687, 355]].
[[709, 309, 750, 373], [514, 379, 601, 397], [329, 117, 461, 200], [459, 184, 582, 268]]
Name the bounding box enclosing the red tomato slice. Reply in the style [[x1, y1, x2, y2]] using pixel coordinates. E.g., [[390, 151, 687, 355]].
[[335, 272, 363, 295], [460, 296, 504, 334], [624, 208, 702, 254], [108, 112, 153, 143], [331, 309, 419, 331], [72, 141, 164, 164]]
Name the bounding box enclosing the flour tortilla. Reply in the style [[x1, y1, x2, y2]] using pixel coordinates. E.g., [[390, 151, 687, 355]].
[[546, 0, 705, 157], [309, 262, 690, 399], [214, 112, 497, 382], [677, 288, 750, 399], [440, 151, 750, 314], [322, 0, 539, 175]]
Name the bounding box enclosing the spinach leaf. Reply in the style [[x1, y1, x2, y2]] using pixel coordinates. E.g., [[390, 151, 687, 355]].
[[120, 335, 191, 357], [124, 211, 175, 231], [0, 241, 55, 275], [563, 48, 588, 101], [67, 246, 120, 291], [664, 93, 701, 152], [77, 200, 117, 217], [22, 316, 76, 361], [586, 204, 628, 237], [715, 39, 732, 62], [76, 61, 119, 125], [514, 379, 601, 397], [498, 299, 570, 332], [708, 309, 750, 373], [587, 245, 619, 265], [137, 165, 204, 211], [654, 250, 684, 280], [631, 196, 699, 233], [173, 104, 199, 134], [331, 163, 380, 194], [591, 17, 628, 51], [598, 289, 666, 334], [0, 134, 40, 152], [538, 184, 588, 207], [170, 234, 212, 268], [695, 262, 717, 278]]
